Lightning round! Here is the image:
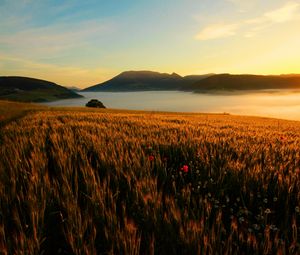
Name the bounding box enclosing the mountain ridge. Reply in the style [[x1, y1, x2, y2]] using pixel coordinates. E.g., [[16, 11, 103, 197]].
[[82, 71, 211, 92], [184, 74, 300, 91], [83, 71, 186, 92], [82, 71, 300, 92]]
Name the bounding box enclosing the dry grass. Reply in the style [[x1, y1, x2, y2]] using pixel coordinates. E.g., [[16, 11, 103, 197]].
[[1, 103, 300, 254], [0, 100, 45, 126]]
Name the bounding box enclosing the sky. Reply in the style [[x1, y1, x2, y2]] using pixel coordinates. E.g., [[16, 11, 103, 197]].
[[1, 0, 300, 88]]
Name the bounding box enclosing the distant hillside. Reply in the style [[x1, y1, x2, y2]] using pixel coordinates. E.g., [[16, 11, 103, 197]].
[[0, 76, 82, 102], [83, 71, 300, 92], [83, 71, 213, 92], [182, 74, 300, 91], [82, 71, 186, 91], [66, 86, 82, 92], [183, 73, 215, 82]]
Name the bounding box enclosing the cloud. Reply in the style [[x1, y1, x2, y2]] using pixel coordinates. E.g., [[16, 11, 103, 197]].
[[195, 1, 300, 41], [195, 23, 239, 41], [265, 2, 300, 23], [244, 1, 300, 37], [0, 19, 114, 58], [247, 2, 300, 24]]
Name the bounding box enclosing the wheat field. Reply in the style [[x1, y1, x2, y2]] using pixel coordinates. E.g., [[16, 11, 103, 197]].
[[1, 103, 300, 254]]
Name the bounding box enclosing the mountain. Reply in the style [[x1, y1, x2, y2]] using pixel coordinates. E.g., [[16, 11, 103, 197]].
[[0, 76, 83, 102], [83, 71, 300, 92], [82, 71, 188, 91], [183, 73, 215, 82], [66, 86, 82, 92], [85, 71, 300, 92], [83, 71, 215, 92], [182, 74, 300, 92]]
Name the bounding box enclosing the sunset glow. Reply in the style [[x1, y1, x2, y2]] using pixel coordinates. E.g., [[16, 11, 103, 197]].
[[1, 0, 300, 87]]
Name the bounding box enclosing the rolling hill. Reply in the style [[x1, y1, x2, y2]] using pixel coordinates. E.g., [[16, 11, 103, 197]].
[[0, 76, 82, 102], [82, 71, 212, 92], [83, 71, 300, 92], [82, 71, 185, 91], [183, 74, 300, 92]]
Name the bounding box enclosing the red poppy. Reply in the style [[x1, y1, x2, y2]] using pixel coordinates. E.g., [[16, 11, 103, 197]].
[[181, 165, 189, 173], [148, 155, 155, 161]]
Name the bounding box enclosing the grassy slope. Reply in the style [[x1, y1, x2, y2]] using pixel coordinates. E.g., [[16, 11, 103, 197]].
[[1, 101, 300, 254], [0, 89, 76, 102], [0, 76, 82, 102]]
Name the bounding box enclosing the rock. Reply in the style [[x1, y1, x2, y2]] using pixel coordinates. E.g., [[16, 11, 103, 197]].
[[85, 99, 106, 108]]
